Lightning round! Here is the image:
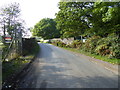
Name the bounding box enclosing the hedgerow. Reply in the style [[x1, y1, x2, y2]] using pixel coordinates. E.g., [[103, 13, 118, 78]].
[[52, 34, 120, 59]]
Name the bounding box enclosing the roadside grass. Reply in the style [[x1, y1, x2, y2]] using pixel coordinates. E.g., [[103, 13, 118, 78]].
[[60, 47, 120, 65], [2, 57, 30, 81], [2, 42, 40, 82]]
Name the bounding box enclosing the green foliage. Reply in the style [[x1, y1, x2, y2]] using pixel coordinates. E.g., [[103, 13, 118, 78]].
[[82, 36, 101, 53], [93, 34, 120, 59], [2, 58, 30, 81], [108, 34, 120, 58], [87, 2, 120, 37], [63, 47, 120, 64], [52, 40, 67, 47], [0, 3, 24, 37], [56, 2, 120, 37], [95, 44, 109, 56], [22, 38, 39, 56], [52, 34, 120, 59], [57, 41, 66, 47], [81, 34, 120, 59], [51, 2, 120, 63], [2, 38, 39, 82], [32, 18, 61, 39], [55, 2, 91, 38], [70, 40, 83, 48]]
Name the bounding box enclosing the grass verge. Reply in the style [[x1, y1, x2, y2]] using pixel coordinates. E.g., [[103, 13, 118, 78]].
[[2, 42, 40, 82], [60, 47, 120, 65], [2, 57, 30, 81]]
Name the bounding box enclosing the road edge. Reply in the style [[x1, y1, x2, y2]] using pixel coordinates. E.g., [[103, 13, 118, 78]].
[[58, 46, 119, 75]]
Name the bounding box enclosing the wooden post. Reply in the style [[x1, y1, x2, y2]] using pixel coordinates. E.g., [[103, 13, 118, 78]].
[[81, 36, 83, 41], [3, 20, 6, 44]]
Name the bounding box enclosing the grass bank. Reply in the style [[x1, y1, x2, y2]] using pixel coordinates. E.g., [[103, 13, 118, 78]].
[[51, 35, 120, 65], [62, 47, 120, 65], [2, 38, 40, 83], [2, 56, 31, 81]]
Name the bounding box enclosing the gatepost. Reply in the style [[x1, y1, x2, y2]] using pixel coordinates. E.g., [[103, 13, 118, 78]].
[[0, 36, 3, 90]]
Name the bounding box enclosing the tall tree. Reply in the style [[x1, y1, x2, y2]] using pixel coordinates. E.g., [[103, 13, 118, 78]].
[[0, 3, 24, 56], [55, 2, 92, 38], [0, 2, 22, 37], [87, 2, 120, 37], [32, 18, 61, 39]]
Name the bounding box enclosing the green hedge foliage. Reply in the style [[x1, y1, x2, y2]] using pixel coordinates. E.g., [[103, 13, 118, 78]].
[[22, 38, 39, 56], [52, 34, 120, 59], [51, 40, 69, 48], [69, 40, 83, 48]]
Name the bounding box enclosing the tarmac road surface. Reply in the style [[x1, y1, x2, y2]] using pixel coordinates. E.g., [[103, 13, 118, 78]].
[[18, 43, 118, 88]]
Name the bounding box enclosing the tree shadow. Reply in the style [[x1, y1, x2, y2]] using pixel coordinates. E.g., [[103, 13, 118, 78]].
[[17, 43, 118, 89], [37, 64, 118, 88]]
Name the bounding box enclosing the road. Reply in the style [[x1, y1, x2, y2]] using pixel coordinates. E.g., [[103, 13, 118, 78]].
[[18, 43, 118, 88]]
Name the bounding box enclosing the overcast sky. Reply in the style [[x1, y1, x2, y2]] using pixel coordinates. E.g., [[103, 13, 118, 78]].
[[0, 0, 60, 28]]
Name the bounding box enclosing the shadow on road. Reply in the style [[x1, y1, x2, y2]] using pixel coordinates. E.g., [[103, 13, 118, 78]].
[[17, 43, 118, 88]]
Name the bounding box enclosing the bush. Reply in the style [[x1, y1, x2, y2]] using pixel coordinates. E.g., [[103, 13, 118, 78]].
[[95, 44, 110, 56], [108, 34, 120, 59], [51, 40, 59, 46], [82, 36, 101, 53], [95, 33, 120, 59], [69, 40, 83, 48], [22, 38, 39, 56], [51, 40, 67, 47], [51, 34, 120, 59]]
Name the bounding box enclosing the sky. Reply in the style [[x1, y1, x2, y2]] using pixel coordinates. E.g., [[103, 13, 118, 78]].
[[0, 0, 60, 28]]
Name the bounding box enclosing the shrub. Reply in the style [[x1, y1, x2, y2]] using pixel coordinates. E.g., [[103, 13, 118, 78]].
[[82, 36, 101, 53], [22, 38, 39, 56], [70, 40, 83, 48], [95, 44, 110, 56], [95, 33, 120, 59], [108, 34, 120, 59], [51, 40, 67, 47], [57, 41, 64, 47], [51, 33, 120, 59]]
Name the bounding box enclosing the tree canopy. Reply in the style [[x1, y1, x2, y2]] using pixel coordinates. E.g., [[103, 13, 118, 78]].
[[55, 2, 92, 38], [0, 2, 24, 38], [32, 18, 61, 39], [55, 2, 120, 38], [87, 2, 120, 37]]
